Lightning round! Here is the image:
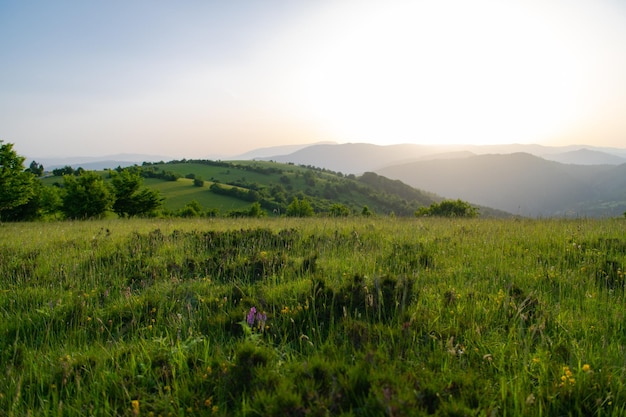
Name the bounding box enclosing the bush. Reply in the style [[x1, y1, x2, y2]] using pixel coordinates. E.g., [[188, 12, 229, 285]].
[[416, 199, 478, 218]]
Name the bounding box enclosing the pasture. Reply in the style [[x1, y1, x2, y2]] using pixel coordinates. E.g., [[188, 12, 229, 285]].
[[1, 217, 625, 416]]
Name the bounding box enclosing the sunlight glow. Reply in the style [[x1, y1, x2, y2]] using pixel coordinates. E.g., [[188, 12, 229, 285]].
[[296, 1, 587, 146]]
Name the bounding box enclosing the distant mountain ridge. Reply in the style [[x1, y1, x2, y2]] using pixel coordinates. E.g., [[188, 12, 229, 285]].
[[255, 142, 626, 173], [377, 152, 626, 218], [541, 148, 626, 165], [28, 153, 174, 171]]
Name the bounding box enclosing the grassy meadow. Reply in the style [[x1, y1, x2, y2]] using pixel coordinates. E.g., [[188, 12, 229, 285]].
[[1, 217, 626, 416]]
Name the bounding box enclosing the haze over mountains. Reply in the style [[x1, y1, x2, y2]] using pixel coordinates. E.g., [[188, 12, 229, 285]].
[[254, 143, 626, 218], [30, 142, 626, 218]]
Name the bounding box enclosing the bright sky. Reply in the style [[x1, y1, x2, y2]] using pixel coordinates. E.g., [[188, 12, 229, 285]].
[[2, 0, 626, 158]]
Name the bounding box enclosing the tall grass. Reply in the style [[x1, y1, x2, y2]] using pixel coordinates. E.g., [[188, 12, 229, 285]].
[[1, 217, 625, 416]]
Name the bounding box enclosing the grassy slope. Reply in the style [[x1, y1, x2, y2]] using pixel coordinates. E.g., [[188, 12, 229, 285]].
[[40, 160, 511, 217], [2, 218, 625, 416], [143, 160, 467, 216], [144, 178, 249, 211]]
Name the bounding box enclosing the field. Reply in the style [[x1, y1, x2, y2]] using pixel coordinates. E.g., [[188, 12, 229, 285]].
[[1, 217, 626, 416]]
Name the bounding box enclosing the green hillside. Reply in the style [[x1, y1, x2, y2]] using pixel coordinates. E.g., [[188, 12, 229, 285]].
[[138, 159, 442, 216], [41, 159, 510, 218]]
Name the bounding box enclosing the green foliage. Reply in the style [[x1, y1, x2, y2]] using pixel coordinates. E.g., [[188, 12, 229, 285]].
[[0, 141, 35, 220], [178, 199, 203, 217], [1, 218, 625, 416], [193, 177, 204, 187], [137, 160, 444, 218], [329, 203, 351, 217], [416, 199, 478, 218], [248, 201, 266, 218], [61, 171, 112, 219], [286, 197, 314, 217], [110, 169, 162, 218], [26, 160, 44, 176], [0, 181, 61, 221], [52, 165, 76, 176]]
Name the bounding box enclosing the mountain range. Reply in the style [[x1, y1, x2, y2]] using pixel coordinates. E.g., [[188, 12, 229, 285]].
[[30, 142, 626, 218], [253, 143, 626, 218]]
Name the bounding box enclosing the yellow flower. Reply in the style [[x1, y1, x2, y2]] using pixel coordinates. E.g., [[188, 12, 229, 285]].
[[204, 397, 213, 407], [211, 405, 219, 414], [582, 364, 591, 372], [131, 400, 140, 415]]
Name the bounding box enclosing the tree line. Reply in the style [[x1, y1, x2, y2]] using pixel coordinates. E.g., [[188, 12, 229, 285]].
[[0, 141, 162, 221], [1, 141, 484, 221]]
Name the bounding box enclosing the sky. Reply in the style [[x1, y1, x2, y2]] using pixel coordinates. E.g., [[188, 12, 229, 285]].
[[2, 0, 626, 159]]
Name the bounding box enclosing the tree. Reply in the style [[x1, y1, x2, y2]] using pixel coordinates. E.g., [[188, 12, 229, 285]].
[[248, 202, 266, 218], [52, 165, 75, 176], [26, 160, 44, 176], [286, 197, 314, 217], [329, 203, 350, 217], [0, 141, 35, 221], [179, 200, 203, 217], [0, 181, 61, 221], [415, 199, 478, 218], [61, 171, 112, 219], [110, 169, 162, 218]]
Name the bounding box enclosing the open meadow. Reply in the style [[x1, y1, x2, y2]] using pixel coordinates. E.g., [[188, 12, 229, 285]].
[[1, 217, 626, 416]]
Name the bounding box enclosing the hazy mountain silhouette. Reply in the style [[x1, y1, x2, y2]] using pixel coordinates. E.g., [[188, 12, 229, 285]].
[[257, 142, 626, 174], [541, 148, 626, 165], [29, 153, 174, 171], [377, 153, 626, 217]]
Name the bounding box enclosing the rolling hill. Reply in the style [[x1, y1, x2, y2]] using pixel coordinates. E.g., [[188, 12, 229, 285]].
[[106, 160, 479, 217], [377, 153, 626, 217]]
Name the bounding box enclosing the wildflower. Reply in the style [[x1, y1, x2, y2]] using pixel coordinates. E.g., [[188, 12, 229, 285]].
[[212, 405, 219, 414], [204, 397, 213, 407], [246, 306, 267, 331], [281, 306, 290, 314], [255, 310, 267, 329], [247, 307, 256, 326], [559, 366, 575, 387], [582, 364, 591, 372], [131, 400, 140, 416], [532, 357, 540, 364]]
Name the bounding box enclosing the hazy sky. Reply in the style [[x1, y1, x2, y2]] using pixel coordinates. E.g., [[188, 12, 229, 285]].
[[2, 0, 626, 159]]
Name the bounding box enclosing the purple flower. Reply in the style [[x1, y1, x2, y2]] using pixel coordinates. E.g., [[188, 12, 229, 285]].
[[246, 307, 256, 327], [256, 311, 267, 329]]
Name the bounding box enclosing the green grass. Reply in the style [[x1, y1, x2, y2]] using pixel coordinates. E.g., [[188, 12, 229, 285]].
[[1, 217, 625, 416], [144, 178, 250, 212]]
